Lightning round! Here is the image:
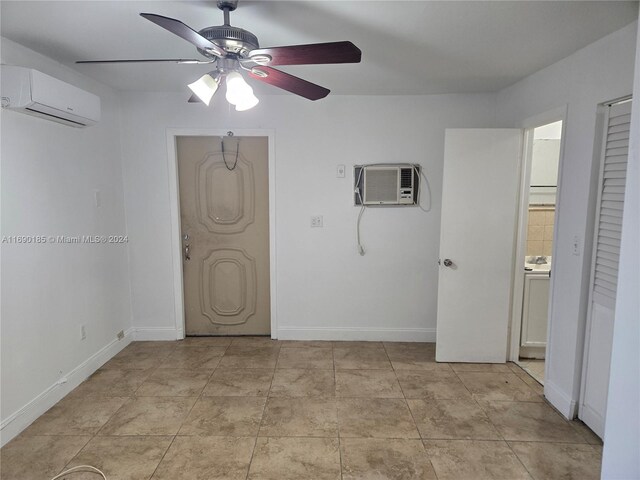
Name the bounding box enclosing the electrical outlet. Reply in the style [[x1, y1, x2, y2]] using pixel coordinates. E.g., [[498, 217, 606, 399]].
[[80, 324, 87, 340], [117, 330, 125, 340], [336, 165, 345, 178], [310, 215, 323, 228]]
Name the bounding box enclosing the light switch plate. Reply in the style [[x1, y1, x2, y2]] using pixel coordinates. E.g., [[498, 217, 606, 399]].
[[336, 165, 345, 178]]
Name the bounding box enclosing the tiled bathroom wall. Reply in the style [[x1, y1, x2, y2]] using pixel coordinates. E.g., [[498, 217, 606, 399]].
[[527, 207, 555, 256]]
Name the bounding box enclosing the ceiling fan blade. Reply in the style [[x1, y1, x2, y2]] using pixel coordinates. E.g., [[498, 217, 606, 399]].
[[248, 66, 329, 101], [248, 41, 361, 66], [76, 59, 214, 64], [140, 13, 227, 58]]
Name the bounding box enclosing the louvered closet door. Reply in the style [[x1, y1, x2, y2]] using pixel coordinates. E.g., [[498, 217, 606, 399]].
[[579, 100, 631, 438]]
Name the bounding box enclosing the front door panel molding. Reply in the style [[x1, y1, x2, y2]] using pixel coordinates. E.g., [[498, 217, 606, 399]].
[[195, 152, 255, 234], [199, 247, 257, 326]]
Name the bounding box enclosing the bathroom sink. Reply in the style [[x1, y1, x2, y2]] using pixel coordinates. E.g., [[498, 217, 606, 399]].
[[524, 256, 551, 273]]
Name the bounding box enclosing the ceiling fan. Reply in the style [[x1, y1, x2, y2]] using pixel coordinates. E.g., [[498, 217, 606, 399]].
[[77, 0, 362, 110]]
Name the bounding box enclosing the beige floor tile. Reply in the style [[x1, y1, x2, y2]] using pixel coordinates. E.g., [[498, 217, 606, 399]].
[[99, 397, 196, 436], [336, 369, 403, 398], [231, 336, 281, 347], [424, 439, 532, 480], [102, 347, 172, 370], [341, 438, 437, 480], [407, 398, 501, 440], [514, 371, 544, 395], [0, 435, 91, 480], [270, 369, 335, 397], [218, 345, 280, 369], [396, 370, 472, 400], [203, 368, 274, 397], [248, 437, 341, 480], [152, 436, 255, 480], [333, 347, 392, 370], [482, 401, 587, 442], [509, 441, 602, 480], [23, 394, 128, 436], [450, 363, 513, 373], [260, 397, 338, 437], [179, 396, 266, 436], [159, 346, 226, 369], [73, 368, 152, 397], [64, 436, 172, 480], [458, 372, 542, 402], [126, 341, 177, 354], [384, 344, 441, 371], [338, 398, 420, 438], [569, 419, 603, 445], [383, 342, 436, 350], [333, 341, 384, 349], [178, 336, 233, 347], [277, 347, 334, 369], [280, 340, 332, 348], [135, 368, 211, 397]]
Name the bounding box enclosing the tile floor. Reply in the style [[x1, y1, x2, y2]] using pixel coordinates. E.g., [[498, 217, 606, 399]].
[[1, 338, 602, 480], [519, 359, 545, 385]]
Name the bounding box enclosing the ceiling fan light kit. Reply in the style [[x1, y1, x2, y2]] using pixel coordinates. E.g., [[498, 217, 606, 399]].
[[76, 0, 361, 111], [187, 72, 220, 106]]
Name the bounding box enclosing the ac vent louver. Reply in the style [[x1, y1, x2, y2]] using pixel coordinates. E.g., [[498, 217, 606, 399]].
[[400, 168, 413, 188]]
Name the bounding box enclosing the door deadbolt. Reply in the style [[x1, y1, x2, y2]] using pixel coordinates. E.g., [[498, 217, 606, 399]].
[[443, 259, 453, 267]]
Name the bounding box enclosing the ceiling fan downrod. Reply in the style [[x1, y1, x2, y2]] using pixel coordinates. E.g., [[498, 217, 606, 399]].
[[217, 0, 238, 26]]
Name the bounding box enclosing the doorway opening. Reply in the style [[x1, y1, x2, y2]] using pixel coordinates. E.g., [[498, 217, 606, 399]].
[[510, 120, 563, 385], [168, 132, 275, 338]]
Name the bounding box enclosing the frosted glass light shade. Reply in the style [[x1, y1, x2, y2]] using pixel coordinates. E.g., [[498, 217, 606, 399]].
[[225, 72, 259, 111], [187, 73, 219, 106]]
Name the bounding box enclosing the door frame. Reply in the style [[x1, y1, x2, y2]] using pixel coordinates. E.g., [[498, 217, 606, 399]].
[[508, 106, 568, 371], [166, 128, 278, 339]]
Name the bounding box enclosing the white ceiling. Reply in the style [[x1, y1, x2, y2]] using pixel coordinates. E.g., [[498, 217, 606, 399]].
[[1, 1, 638, 96]]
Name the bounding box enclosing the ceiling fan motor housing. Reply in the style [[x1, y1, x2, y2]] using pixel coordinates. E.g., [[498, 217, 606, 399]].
[[197, 25, 259, 58]]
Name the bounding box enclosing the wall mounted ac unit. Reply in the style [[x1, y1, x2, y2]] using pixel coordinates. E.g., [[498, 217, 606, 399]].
[[1, 66, 101, 127], [354, 164, 420, 205]]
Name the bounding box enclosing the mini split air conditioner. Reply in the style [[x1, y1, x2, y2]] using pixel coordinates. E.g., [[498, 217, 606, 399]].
[[354, 164, 420, 205], [1, 66, 101, 127]]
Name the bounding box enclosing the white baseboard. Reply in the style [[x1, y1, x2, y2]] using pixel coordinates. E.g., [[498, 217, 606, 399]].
[[0, 327, 134, 447], [133, 326, 181, 341], [544, 379, 578, 419], [277, 326, 436, 342]]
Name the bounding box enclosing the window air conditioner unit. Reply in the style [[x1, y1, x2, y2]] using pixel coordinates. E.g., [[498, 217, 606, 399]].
[[354, 164, 419, 205], [1, 66, 101, 127]]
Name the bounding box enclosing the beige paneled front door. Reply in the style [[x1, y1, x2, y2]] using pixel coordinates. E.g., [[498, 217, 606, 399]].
[[177, 136, 270, 336]]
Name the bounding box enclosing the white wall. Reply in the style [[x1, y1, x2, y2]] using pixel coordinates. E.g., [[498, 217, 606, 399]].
[[119, 92, 496, 341], [601, 10, 640, 478], [496, 22, 638, 418], [0, 38, 133, 445]]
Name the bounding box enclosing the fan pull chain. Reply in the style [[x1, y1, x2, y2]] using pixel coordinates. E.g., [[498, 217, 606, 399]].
[[221, 132, 240, 170]]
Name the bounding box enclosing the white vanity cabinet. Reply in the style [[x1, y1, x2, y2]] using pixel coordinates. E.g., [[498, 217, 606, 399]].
[[521, 272, 550, 348]]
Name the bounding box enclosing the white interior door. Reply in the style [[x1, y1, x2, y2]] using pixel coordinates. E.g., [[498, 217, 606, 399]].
[[436, 129, 522, 363], [580, 100, 631, 437]]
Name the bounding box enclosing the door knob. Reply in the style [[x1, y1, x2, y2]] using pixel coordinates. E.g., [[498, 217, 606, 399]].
[[443, 259, 453, 267]]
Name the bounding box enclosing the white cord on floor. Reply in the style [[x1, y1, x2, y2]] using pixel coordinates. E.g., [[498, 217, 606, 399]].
[[50, 465, 107, 479]]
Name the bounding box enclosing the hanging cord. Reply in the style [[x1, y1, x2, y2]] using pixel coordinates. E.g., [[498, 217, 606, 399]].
[[221, 132, 240, 171], [355, 167, 366, 256], [50, 465, 107, 479], [412, 164, 432, 212]]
